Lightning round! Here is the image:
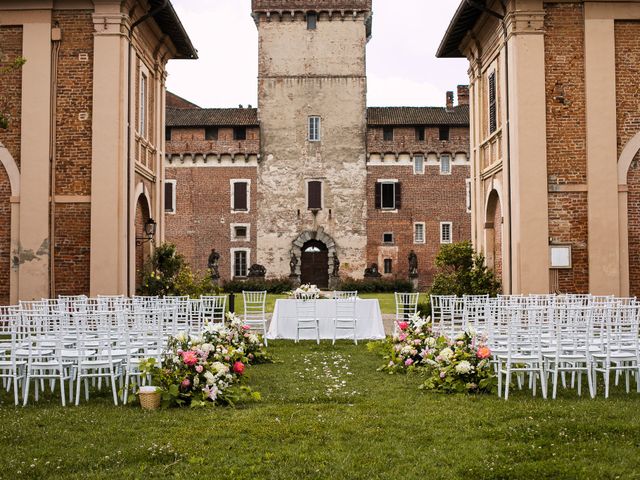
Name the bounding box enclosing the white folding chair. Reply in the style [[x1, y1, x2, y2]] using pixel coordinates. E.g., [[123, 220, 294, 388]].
[[295, 291, 319, 344], [333, 291, 358, 345], [242, 291, 268, 346], [394, 292, 419, 334], [200, 295, 227, 325]]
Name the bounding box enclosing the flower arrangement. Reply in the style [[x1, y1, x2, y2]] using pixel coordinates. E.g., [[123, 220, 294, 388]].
[[140, 312, 270, 407], [291, 284, 322, 299], [371, 314, 495, 394]]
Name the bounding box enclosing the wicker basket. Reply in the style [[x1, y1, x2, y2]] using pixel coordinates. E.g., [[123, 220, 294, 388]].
[[139, 387, 161, 410]]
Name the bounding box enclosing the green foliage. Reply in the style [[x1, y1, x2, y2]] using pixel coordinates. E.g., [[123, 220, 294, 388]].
[[222, 277, 294, 294], [424, 241, 501, 315], [138, 243, 217, 297], [0, 54, 26, 129], [338, 277, 414, 293]]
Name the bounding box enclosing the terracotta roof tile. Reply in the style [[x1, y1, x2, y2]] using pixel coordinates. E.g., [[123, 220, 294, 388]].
[[166, 107, 258, 127], [366, 105, 469, 126]]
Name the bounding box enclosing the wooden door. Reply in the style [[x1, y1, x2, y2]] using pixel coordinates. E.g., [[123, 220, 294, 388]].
[[300, 240, 329, 288]]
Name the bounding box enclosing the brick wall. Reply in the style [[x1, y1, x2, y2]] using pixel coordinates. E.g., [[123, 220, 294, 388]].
[[366, 163, 471, 289], [0, 167, 11, 304], [168, 127, 260, 156], [544, 3, 589, 292], [164, 166, 258, 281], [616, 21, 640, 296], [54, 204, 91, 296], [492, 194, 502, 280], [366, 126, 468, 156], [52, 10, 94, 295]]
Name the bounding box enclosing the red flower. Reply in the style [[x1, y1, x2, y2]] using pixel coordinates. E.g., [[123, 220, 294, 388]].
[[398, 321, 409, 331], [477, 346, 492, 359], [182, 351, 198, 366], [180, 378, 191, 390], [233, 361, 245, 375]]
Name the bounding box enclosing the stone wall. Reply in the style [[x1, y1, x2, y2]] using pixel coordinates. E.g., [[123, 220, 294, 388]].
[[544, 2, 589, 293]]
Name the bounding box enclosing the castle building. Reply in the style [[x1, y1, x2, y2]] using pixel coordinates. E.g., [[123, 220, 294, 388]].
[[0, 0, 196, 303], [164, 0, 471, 289], [439, 0, 640, 296]]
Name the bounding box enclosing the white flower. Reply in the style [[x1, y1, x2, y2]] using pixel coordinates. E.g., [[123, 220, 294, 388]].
[[455, 360, 472, 374], [175, 331, 188, 342], [204, 371, 215, 385], [248, 334, 259, 344], [426, 337, 436, 347], [439, 347, 454, 361], [211, 362, 229, 375], [201, 343, 214, 353], [206, 385, 219, 401]]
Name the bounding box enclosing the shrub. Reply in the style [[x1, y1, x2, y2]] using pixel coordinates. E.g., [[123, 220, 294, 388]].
[[338, 277, 414, 293], [222, 277, 294, 294], [424, 241, 501, 315]]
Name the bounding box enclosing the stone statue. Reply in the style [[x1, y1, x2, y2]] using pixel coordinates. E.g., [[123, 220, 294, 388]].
[[208, 248, 220, 280], [364, 263, 382, 278], [332, 254, 340, 277], [248, 264, 266, 278], [289, 252, 298, 276], [408, 250, 418, 278]]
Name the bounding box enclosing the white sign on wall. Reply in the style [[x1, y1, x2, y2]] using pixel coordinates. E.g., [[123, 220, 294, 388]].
[[549, 245, 572, 269]]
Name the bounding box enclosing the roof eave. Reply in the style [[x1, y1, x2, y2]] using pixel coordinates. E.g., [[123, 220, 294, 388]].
[[153, 1, 198, 60], [436, 0, 482, 59]]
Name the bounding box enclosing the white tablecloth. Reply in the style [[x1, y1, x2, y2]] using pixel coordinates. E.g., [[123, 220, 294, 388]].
[[267, 298, 386, 340]]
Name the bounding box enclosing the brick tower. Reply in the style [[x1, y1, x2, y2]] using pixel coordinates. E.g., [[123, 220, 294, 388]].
[[252, 0, 372, 287]]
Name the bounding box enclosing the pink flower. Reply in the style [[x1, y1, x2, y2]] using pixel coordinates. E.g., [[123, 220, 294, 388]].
[[398, 333, 408, 342], [233, 361, 245, 375], [182, 351, 198, 366], [477, 346, 492, 359], [404, 358, 414, 366], [440, 371, 446, 379], [242, 325, 251, 331], [195, 365, 203, 373], [180, 378, 191, 390], [398, 321, 409, 331]]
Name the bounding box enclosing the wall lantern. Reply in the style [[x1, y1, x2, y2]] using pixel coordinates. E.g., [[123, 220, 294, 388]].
[[136, 218, 157, 246]]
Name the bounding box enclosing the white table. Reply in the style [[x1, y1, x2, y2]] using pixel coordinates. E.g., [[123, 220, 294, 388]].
[[267, 298, 386, 340]]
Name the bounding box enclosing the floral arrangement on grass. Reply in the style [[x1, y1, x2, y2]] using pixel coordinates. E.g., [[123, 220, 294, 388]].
[[141, 313, 270, 407], [370, 314, 495, 394], [291, 284, 322, 299]]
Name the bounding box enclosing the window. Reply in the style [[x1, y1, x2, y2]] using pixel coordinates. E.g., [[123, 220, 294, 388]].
[[164, 180, 176, 214], [488, 71, 497, 134], [308, 116, 321, 142], [205, 127, 218, 141], [233, 127, 246, 141], [165, 127, 172, 141], [307, 180, 322, 210], [414, 222, 425, 244], [307, 12, 317, 30], [231, 224, 250, 242], [440, 222, 453, 244], [415, 127, 425, 141], [375, 181, 401, 210], [231, 180, 249, 211], [235, 226, 247, 239], [413, 155, 425, 175], [383, 258, 393, 274], [139, 73, 147, 137], [383, 127, 394, 141], [383, 232, 394, 244], [232, 250, 248, 278], [439, 126, 450, 141], [465, 178, 472, 213], [440, 154, 451, 175]]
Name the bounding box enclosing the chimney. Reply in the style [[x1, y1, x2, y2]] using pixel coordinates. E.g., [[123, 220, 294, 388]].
[[446, 91, 454, 110], [457, 85, 469, 106]]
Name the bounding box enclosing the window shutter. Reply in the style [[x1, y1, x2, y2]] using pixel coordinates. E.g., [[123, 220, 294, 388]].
[[234, 182, 248, 210], [488, 72, 497, 134], [375, 182, 382, 209], [164, 182, 174, 212], [308, 181, 322, 209], [395, 182, 402, 209]]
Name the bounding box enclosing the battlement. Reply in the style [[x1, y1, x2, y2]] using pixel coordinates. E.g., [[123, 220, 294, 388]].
[[251, 0, 372, 13]]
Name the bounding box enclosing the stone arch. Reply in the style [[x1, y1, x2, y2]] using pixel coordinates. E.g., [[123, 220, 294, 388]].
[[484, 189, 503, 279], [618, 131, 640, 296], [134, 183, 152, 291], [0, 143, 20, 197], [290, 228, 337, 286], [0, 144, 19, 304]]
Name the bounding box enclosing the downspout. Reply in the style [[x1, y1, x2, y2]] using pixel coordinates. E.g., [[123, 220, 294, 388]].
[[49, 24, 61, 297], [465, 0, 513, 294], [126, 0, 169, 295]]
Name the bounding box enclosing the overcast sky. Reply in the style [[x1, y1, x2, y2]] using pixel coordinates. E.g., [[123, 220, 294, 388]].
[[166, 0, 468, 108]]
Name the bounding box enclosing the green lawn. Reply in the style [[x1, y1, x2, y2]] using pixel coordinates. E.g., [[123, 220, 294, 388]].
[[1, 342, 640, 479], [231, 293, 430, 315]]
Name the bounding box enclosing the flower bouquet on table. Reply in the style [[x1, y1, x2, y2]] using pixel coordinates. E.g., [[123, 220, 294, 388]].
[[291, 284, 322, 299], [139, 313, 271, 408]]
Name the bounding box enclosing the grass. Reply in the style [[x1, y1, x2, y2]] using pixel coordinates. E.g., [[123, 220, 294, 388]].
[[231, 293, 430, 315], [1, 342, 640, 479]]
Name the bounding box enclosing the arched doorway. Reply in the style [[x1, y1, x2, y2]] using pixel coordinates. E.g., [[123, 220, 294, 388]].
[[135, 194, 151, 291], [300, 240, 329, 288], [485, 189, 503, 279]]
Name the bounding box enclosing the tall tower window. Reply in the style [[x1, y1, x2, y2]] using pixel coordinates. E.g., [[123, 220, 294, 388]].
[[308, 116, 321, 142], [488, 71, 497, 134], [139, 73, 147, 137], [307, 180, 323, 210], [307, 13, 317, 30]]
